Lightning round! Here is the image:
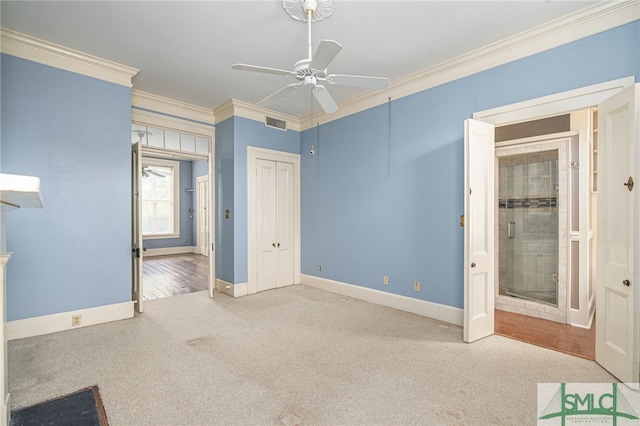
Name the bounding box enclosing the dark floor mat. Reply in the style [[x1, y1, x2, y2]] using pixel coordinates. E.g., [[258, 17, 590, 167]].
[[10, 386, 108, 426]]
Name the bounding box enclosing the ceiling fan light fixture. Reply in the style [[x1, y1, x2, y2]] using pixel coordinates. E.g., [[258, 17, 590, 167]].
[[283, 0, 336, 22]]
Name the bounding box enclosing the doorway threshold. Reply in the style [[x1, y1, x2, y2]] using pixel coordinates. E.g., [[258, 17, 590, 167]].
[[495, 309, 595, 360]]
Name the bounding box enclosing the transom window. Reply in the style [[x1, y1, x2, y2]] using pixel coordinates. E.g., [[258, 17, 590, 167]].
[[142, 158, 180, 238]]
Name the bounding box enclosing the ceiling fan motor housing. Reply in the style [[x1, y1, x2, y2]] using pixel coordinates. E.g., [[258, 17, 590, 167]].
[[302, 0, 318, 14]]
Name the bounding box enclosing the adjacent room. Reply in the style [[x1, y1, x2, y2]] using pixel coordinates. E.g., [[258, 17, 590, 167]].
[[1, 1, 639, 424]]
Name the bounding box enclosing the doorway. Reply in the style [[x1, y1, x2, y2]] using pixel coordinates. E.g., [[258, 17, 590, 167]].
[[131, 122, 215, 313], [140, 156, 210, 301], [464, 77, 639, 383]]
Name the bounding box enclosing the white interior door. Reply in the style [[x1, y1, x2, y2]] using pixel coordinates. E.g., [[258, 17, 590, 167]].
[[197, 176, 209, 257], [131, 141, 144, 313], [595, 84, 639, 383], [256, 159, 278, 292], [463, 118, 495, 343], [255, 158, 295, 292], [276, 162, 294, 287], [207, 153, 215, 298]]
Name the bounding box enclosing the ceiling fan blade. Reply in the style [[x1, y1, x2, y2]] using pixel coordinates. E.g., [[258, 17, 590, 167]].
[[232, 64, 295, 77], [144, 169, 166, 178], [326, 74, 390, 89], [313, 85, 338, 114], [257, 83, 302, 106], [309, 40, 342, 71]]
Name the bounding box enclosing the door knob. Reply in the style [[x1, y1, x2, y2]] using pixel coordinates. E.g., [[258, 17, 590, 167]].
[[471, 262, 476, 268], [272, 243, 276, 247], [623, 279, 631, 287]]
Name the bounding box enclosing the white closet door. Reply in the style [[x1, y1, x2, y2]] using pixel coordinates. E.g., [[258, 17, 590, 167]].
[[275, 161, 294, 288], [256, 159, 278, 292]]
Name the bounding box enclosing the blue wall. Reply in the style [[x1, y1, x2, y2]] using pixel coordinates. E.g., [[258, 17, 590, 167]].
[[1, 54, 132, 320], [300, 20, 640, 309], [1, 20, 637, 322], [215, 117, 235, 284], [215, 116, 299, 284]]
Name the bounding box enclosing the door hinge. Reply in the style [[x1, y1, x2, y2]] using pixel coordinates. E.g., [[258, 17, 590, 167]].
[[211, 243, 215, 251]]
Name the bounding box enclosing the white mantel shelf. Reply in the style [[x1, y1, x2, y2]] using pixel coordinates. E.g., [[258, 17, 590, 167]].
[[0, 173, 43, 211]]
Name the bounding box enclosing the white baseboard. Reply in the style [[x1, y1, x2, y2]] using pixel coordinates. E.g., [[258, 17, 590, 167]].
[[300, 274, 463, 326], [144, 246, 196, 257], [216, 279, 248, 298], [7, 301, 134, 340]]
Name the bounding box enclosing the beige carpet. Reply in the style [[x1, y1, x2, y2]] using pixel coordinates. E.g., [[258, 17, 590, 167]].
[[8, 284, 614, 425]]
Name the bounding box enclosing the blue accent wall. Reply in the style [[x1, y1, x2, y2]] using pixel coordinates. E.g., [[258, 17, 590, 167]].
[[301, 20, 640, 309], [1, 54, 132, 320]]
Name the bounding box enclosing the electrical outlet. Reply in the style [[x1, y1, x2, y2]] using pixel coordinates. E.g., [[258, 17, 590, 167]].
[[317, 265, 322, 272], [383, 275, 389, 285], [414, 281, 420, 291], [72, 314, 81, 327]]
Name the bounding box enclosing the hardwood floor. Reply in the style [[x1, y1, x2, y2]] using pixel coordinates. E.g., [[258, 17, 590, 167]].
[[495, 309, 595, 360], [143, 253, 209, 301]]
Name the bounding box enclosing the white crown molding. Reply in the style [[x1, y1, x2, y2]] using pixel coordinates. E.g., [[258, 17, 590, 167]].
[[301, 0, 640, 130], [132, 90, 215, 126], [214, 98, 302, 132], [0, 28, 139, 87]]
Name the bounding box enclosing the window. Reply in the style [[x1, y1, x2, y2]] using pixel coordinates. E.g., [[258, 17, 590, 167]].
[[142, 158, 180, 238]]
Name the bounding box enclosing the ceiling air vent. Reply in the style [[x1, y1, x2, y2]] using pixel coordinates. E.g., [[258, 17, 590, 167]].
[[265, 116, 287, 131]]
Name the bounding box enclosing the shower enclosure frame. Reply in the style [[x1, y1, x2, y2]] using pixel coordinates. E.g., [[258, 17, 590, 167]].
[[495, 136, 570, 323]]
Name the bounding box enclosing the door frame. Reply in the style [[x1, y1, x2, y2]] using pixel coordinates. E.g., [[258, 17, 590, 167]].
[[247, 147, 301, 295], [466, 76, 634, 338]]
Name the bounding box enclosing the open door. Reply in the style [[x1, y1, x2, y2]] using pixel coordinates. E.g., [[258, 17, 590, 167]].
[[595, 84, 639, 383], [208, 152, 215, 298], [463, 119, 495, 342], [131, 141, 144, 312], [196, 176, 209, 257]]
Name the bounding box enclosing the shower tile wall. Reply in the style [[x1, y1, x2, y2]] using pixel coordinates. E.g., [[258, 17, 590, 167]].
[[499, 153, 558, 305], [496, 142, 567, 324]]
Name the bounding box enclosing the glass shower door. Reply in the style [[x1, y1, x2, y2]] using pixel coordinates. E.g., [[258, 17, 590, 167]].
[[499, 151, 559, 307]]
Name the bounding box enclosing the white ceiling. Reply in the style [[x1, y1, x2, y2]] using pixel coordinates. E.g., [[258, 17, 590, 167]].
[[1, 1, 599, 117]]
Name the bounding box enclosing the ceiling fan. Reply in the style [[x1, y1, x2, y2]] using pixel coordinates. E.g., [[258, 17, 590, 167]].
[[142, 166, 167, 178], [232, 0, 389, 114]]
